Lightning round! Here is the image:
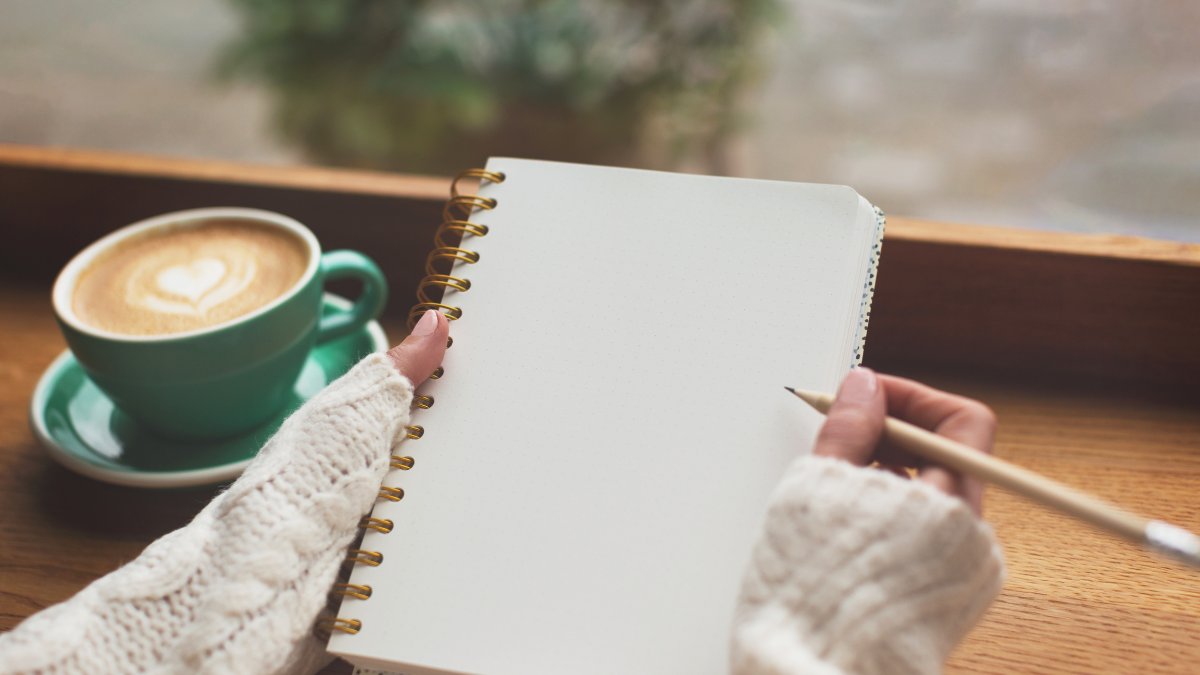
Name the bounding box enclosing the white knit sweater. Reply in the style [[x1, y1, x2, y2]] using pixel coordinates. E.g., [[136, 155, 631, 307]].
[[0, 354, 1004, 675], [733, 456, 1005, 675]]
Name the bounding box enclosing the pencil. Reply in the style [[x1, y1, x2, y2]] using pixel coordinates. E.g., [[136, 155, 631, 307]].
[[786, 386, 1200, 569]]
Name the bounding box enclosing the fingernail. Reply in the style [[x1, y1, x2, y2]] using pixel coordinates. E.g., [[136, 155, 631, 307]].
[[411, 309, 438, 337], [838, 367, 878, 405]]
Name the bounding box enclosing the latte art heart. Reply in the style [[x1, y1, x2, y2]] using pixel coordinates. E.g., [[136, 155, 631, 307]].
[[156, 258, 227, 302], [132, 257, 257, 317], [72, 219, 309, 336]]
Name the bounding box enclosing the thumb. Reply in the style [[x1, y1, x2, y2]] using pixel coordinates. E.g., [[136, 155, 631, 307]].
[[812, 367, 886, 466], [386, 309, 450, 385]]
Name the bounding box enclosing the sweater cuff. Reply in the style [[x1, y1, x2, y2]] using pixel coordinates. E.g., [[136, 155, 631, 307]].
[[300, 351, 416, 446], [733, 455, 1005, 675]]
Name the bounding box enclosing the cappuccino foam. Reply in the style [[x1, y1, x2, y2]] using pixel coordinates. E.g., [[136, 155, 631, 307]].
[[73, 219, 309, 336]]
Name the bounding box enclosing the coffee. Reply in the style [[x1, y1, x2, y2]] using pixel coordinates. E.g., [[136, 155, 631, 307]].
[[73, 219, 309, 336]]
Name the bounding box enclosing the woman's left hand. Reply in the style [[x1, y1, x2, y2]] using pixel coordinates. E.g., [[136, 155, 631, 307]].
[[386, 308, 450, 384]]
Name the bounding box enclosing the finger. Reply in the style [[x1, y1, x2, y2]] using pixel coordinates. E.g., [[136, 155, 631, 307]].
[[917, 465, 962, 498], [872, 441, 929, 470], [386, 309, 449, 385], [959, 471, 985, 517], [879, 375, 994, 516], [875, 463, 913, 480], [877, 374, 997, 451], [917, 465, 982, 517], [812, 367, 886, 466]]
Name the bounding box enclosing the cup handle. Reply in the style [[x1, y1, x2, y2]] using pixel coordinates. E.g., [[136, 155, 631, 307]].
[[317, 250, 388, 344]]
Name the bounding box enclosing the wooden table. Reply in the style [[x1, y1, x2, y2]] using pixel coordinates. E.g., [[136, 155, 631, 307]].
[[1, 144, 1198, 674]]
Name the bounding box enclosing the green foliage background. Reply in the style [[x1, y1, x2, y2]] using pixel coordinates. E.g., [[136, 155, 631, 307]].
[[219, 0, 780, 174]]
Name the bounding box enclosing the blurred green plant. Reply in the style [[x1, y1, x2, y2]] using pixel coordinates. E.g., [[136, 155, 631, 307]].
[[218, 0, 781, 174]]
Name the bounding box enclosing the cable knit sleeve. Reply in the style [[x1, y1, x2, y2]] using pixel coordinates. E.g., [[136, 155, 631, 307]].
[[732, 455, 1005, 675], [0, 353, 411, 675]]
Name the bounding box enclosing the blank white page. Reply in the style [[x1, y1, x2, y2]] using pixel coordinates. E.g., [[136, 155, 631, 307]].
[[330, 159, 880, 675]]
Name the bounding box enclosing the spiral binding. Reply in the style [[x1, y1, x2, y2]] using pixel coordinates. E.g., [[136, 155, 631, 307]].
[[407, 169, 505, 329], [359, 517, 395, 533], [344, 549, 384, 566], [320, 169, 504, 639], [316, 617, 362, 635], [331, 583, 373, 600], [377, 486, 405, 501]]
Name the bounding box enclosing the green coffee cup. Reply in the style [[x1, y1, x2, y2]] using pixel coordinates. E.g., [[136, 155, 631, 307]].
[[52, 207, 387, 440]]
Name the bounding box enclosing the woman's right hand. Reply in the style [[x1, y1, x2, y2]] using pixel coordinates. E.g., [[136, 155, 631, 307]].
[[812, 368, 997, 517], [733, 370, 1006, 675]]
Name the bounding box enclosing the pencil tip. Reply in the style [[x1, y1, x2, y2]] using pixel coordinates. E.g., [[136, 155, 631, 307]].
[[786, 387, 833, 413]]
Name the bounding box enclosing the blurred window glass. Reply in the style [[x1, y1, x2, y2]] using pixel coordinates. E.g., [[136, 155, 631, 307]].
[[746, 0, 1200, 242], [2, 0, 1197, 241]]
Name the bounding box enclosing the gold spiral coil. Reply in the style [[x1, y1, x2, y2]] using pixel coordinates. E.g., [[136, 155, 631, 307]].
[[345, 549, 384, 566], [378, 486, 405, 502], [417, 276, 471, 305], [316, 617, 362, 635], [445, 194, 496, 218], [413, 395, 434, 409], [450, 169, 506, 198], [426, 247, 480, 273], [408, 302, 463, 328], [406, 168, 503, 330], [421, 248, 480, 308], [420, 274, 471, 293], [331, 583, 373, 600], [391, 455, 415, 470], [358, 517, 394, 534], [430, 367, 444, 379], [435, 220, 489, 248], [406, 425, 424, 439]]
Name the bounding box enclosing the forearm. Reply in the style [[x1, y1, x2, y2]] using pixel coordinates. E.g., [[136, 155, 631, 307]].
[[0, 353, 411, 675], [732, 455, 1005, 675]]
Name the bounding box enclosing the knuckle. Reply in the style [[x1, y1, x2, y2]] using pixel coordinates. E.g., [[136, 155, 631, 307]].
[[966, 402, 997, 432], [944, 400, 997, 452]]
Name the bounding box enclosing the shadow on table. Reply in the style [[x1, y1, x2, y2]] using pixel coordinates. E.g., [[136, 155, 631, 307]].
[[36, 462, 227, 539]]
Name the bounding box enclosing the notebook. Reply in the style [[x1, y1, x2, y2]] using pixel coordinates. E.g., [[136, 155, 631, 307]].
[[326, 158, 884, 675]]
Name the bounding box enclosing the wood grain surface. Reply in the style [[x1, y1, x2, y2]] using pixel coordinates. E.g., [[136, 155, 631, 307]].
[[923, 374, 1200, 675], [0, 143, 449, 201], [886, 215, 1200, 267], [1, 284, 1197, 674]]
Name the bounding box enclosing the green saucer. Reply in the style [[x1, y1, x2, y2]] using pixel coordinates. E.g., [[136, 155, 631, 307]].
[[29, 295, 389, 489]]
